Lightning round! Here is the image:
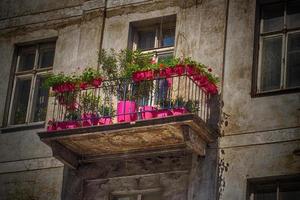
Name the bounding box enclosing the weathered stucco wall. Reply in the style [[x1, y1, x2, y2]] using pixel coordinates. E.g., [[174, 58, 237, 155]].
[[220, 0, 300, 199]]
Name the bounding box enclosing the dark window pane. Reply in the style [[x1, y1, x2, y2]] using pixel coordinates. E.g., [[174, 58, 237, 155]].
[[112, 195, 137, 200], [31, 76, 49, 122], [38, 43, 55, 68], [161, 27, 175, 47], [11, 78, 31, 124], [287, 32, 300, 88], [142, 192, 161, 200], [287, 1, 300, 29], [254, 183, 277, 200], [261, 3, 284, 33], [18, 46, 36, 71], [138, 30, 156, 50], [260, 36, 282, 91], [280, 180, 300, 200]]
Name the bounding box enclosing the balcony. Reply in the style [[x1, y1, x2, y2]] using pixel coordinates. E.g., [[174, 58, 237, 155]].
[[38, 69, 217, 169]]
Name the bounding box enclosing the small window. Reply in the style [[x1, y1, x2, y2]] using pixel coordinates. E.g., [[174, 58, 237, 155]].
[[130, 14, 176, 52], [8, 41, 55, 125], [248, 175, 300, 200], [254, 0, 300, 94]]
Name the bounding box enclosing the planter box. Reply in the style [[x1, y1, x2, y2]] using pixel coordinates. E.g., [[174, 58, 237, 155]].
[[157, 109, 173, 118], [172, 107, 188, 116], [140, 106, 157, 120], [117, 100, 137, 123], [99, 117, 113, 125]]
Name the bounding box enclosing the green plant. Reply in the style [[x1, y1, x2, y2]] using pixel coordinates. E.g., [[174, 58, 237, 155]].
[[98, 48, 118, 80], [81, 67, 102, 83], [80, 92, 101, 113], [99, 104, 115, 116]]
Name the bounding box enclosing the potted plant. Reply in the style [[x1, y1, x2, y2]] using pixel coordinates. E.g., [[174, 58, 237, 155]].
[[172, 97, 188, 115], [80, 92, 101, 126], [140, 105, 157, 120], [81, 67, 103, 89], [98, 104, 114, 125], [157, 99, 173, 118]]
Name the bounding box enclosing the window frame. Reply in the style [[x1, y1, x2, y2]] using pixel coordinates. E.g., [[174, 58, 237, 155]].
[[247, 174, 300, 200], [252, 0, 300, 97], [4, 39, 56, 128], [110, 188, 162, 200]]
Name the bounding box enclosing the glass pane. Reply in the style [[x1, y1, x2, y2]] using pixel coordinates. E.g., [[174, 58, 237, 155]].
[[280, 180, 300, 200], [161, 27, 175, 47], [260, 36, 282, 91], [18, 46, 36, 71], [38, 43, 55, 68], [112, 195, 137, 200], [138, 30, 156, 50], [287, 1, 300, 29], [11, 78, 31, 124], [261, 3, 284, 33], [31, 76, 49, 122], [142, 192, 161, 200], [287, 32, 300, 88], [254, 183, 277, 200]]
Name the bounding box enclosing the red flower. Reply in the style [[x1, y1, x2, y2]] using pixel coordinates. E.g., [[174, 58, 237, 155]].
[[208, 68, 212, 72], [159, 63, 165, 69]]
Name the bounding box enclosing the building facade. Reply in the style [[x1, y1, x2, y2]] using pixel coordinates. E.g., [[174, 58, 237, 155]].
[[0, 0, 299, 200]]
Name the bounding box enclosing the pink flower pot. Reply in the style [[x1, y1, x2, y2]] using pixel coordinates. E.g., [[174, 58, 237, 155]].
[[47, 124, 56, 132], [174, 65, 185, 76], [80, 82, 88, 90], [141, 106, 157, 119], [159, 69, 166, 77], [117, 100, 137, 122], [90, 114, 100, 125], [186, 65, 196, 76], [66, 121, 79, 129], [81, 113, 92, 127], [172, 107, 188, 116], [165, 67, 174, 78], [145, 70, 154, 80], [56, 121, 67, 130], [99, 117, 113, 125], [157, 109, 173, 118], [91, 78, 102, 88]]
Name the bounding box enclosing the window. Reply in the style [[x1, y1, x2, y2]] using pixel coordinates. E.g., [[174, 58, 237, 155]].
[[111, 190, 161, 200], [254, 0, 300, 94], [247, 175, 300, 200], [129, 14, 176, 59], [8, 41, 55, 125]]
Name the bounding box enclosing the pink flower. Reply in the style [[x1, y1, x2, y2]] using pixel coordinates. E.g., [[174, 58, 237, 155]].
[[91, 78, 102, 88]]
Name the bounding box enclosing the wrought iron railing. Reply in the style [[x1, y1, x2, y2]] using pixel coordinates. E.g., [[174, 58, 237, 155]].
[[47, 74, 213, 131]]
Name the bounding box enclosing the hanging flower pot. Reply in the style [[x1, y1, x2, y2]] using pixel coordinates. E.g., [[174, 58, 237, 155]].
[[47, 120, 57, 132], [66, 120, 80, 129], [165, 67, 174, 78], [81, 113, 92, 127], [117, 100, 137, 123], [172, 107, 188, 116], [159, 69, 166, 78], [80, 82, 88, 90], [99, 117, 113, 125], [140, 105, 157, 120], [144, 70, 154, 80], [186, 65, 196, 76], [91, 78, 102, 88], [173, 65, 185, 76], [157, 109, 173, 118], [56, 121, 67, 130]]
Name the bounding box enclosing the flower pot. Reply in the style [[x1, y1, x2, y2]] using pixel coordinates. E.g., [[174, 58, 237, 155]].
[[91, 78, 102, 88], [141, 106, 157, 119], [81, 113, 92, 127], [172, 107, 188, 116], [47, 124, 56, 132], [56, 121, 67, 130], [117, 100, 137, 122], [99, 117, 113, 125], [165, 67, 174, 78], [159, 69, 166, 78], [174, 65, 185, 76], [205, 83, 218, 94], [157, 109, 173, 118], [80, 82, 88, 90], [144, 70, 154, 80], [186, 65, 196, 76], [90, 114, 100, 125], [66, 121, 80, 129]]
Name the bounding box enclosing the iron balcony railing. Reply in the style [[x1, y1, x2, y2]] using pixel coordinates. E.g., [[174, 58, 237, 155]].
[[47, 74, 214, 131]]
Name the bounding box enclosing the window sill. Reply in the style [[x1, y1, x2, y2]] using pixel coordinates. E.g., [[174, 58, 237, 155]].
[[0, 122, 45, 134], [251, 87, 300, 97]]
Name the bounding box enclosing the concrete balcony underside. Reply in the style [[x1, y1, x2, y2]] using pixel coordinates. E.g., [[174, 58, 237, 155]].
[[38, 114, 214, 169]]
